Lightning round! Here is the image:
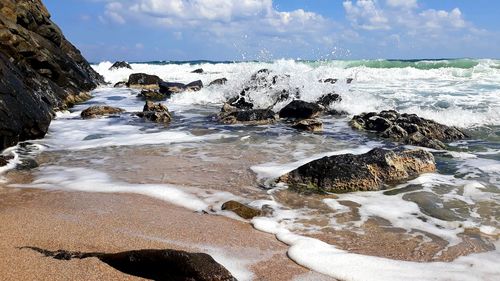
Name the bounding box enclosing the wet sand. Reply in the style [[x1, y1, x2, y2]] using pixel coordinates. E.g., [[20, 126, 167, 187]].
[[0, 187, 334, 281]]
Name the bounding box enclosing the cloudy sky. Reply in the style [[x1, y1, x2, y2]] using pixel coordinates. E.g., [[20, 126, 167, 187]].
[[44, 0, 500, 62]]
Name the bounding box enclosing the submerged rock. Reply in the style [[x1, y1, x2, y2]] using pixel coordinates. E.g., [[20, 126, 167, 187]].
[[159, 80, 203, 96], [221, 200, 262, 219], [218, 103, 276, 125], [127, 73, 161, 89], [191, 68, 204, 73], [208, 78, 228, 86], [23, 247, 236, 281], [113, 81, 127, 88], [16, 158, 39, 170], [81, 105, 125, 119], [350, 110, 468, 149], [317, 93, 342, 107], [0, 155, 14, 167], [319, 78, 338, 84], [137, 101, 172, 123], [291, 119, 323, 132], [0, 0, 103, 150], [279, 148, 436, 193], [185, 80, 203, 91], [279, 100, 323, 119], [109, 61, 131, 70], [138, 90, 167, 101]]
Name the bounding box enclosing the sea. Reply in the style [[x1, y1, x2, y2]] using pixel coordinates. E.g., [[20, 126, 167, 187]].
[[1, 59, 499, 280]]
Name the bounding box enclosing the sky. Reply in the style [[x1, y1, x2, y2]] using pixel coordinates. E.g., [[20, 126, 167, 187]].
[[43, 0, 500, 62]]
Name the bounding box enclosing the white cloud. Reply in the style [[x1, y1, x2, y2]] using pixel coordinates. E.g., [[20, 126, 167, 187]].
[[386, 0, 417, 9], [343, 0, 390, 30]]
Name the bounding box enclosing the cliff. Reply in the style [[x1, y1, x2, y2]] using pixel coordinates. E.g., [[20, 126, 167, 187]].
[[0, 0, 104, 150]]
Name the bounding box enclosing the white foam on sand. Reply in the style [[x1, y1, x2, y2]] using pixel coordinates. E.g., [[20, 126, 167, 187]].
[[252, 218, 500, 281]]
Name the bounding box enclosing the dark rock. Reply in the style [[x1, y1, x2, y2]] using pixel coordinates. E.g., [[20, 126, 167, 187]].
[[317, 93, 342, 107], [185, 80, 203, 91], [0, 0, 104, 150], [347, 78, 354, 84], [0, 155, 14, 167], [221, 200, 262, 219], [127, 73, 161, 89], [159, 81, 186, 96], [291, 119, 323, 132], [279, 100, 323, 119], [137, 101, 172, 123], [23, 247, 237, 281], [16, 158, 38, 170], [109, 61, 132, 70], [279, 148, 436, 193], [227, 96, 254, 110], [319, 78, 338, 84], [113, 81, 127, 88], [191, 68, 204, 73], [138, 90, 167, 101], [208, 78, 227, 86], [219, 103, 276, 125], [81, 105, 125, 119], [350, 110, 468, 149], [327, 109, 349, 116]]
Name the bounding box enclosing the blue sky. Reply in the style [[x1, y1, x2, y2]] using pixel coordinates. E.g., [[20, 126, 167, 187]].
[[44, 0, 500, 62]]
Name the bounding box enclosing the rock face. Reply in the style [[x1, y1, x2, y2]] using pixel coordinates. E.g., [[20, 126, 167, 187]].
[[280, 148, 436, 193], [109, 61, 131, 70], [137, 101, 172, 123], [0, 0, 104, 150], [24, 247, 237, 281], [127, 73, 161, 89], [218, 103, 276, 125], [221, 200, 262, 219], [350, 110, 468, 149], [81, 105, 125, 119], [279, 100, 323, 119]]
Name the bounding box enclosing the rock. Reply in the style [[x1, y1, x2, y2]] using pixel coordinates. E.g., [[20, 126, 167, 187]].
[[109, 61, 131, 70], [319, 78, 338, 84], [350, 110, 468, 149], [185, 80, 203, 91], [347, 78, 354, 84], [221, 200, 262, 219], [0, 0, 104, 150], [227, 96, 254, 110], [191, 68, 204, 73], [280, 148, 436, 193], [0, 155, 14, 167], [127, 73, 161, 89], [159, 81, 186, 96], [113, 81, 127, 88], [317, 93, 342, 107], [291, 119, 323, 132], [279, 100, 323, 119], [16, 158, 38, 170], [81, 105, 125, 119], [208, 78, 227, 86], [23, 247, 236, 281], [218, 103, 276, 125], [137, 101, 172, 123], [138, 90, 167, 101]]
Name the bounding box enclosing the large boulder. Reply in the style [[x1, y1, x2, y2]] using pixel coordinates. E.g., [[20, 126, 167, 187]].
[[280, 148, 436, 193], [24, 247, 237, 281], [279, 100, 323, 119], [109, 61, 131, 70], [218, 103, 276, 125], [81, 105, 125, 119], [350, 110, 468, 149], [127, 73, 161, 90], [137, 101, 172, 124], [0, 0, 104, 150]]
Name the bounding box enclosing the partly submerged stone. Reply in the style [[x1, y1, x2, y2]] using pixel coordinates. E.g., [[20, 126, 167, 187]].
[[109, 61, 132, 70], [191, 68, 204, 73], [137, 101, 172, 123], [114, 81, 127, 88], [291, 119, 323, 132], [218, 103, 276, 125], [158, 80, 203, 96], [221, 200, 262, 219], [279, 148, 436, 193], [0, 155, 14, 167], [350, 110, 468, 149], [81, 105, 125, 119], [127, 73, 161, 89], [316, 93, 342, 107], [279, 100, 323, 120], [138, 90, 167, 101], [208, 78, 228, 86]]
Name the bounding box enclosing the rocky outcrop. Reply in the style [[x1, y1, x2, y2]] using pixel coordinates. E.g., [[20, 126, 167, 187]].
[[137, 101, 172, 123], [81, 105, 124, 119], [350, 110, 468, 149], [218, 103, 276, 125], [279, 100, 323, 119], [221, 200, 262, 219], [109, 61, 131, 70], [208, 78, 227, 86], [23, 247, 236, 281], [0, 0, 104, 150], [280, 148, 436, 193], [127, 73, 161, 90]]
